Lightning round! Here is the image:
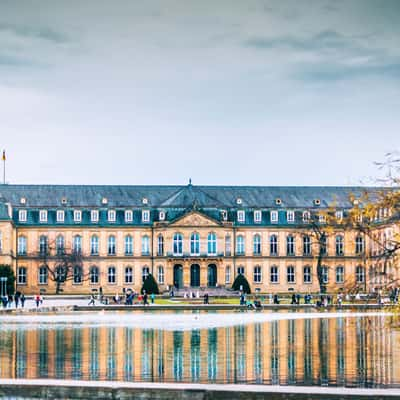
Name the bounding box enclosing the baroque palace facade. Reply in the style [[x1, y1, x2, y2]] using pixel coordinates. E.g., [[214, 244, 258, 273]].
[[0, 184, 395, 295]]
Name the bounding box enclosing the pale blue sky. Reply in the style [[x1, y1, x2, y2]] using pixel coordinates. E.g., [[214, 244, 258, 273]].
[[0, 0, 399, 185]]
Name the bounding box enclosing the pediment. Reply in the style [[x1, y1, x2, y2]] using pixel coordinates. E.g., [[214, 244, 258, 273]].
[[169, 211, 220, 227]]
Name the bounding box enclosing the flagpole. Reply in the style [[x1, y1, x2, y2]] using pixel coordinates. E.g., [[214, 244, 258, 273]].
[[2, 150, 5, 185]]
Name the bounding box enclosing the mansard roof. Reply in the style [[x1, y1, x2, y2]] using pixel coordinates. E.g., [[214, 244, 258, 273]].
[[0, 184, 384, 208]]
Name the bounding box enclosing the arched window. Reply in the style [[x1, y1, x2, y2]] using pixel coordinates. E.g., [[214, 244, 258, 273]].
[[207, 232, 217, 255], [91, 235, 99, 255], [142, 235, 150, 255], [173, 233, 183, 255], [286, 235, 295, 256], [253, 234, 261, 255], [56, 235, 64, 255], [158, 265, 164, 284], [142, 266, 150, 282], [356, 265, 365, 283], [90, 266, 99, 284], [336, 266, 344, 283], [236, 235, 245, 255], [270, 265, 279, 283], [190, 232, 200, 255], [73, 235, 82, 254], [108, 235, 116, 255], [157, 235, 164, 256], [38, 265, 48, 284], [125, 266, 133, 283], [253, 266, 262, 283], [237, 265, 245, 275], [287, 265, 295, 283], [270, 235, 278, 256], [355, 235, 364, 254], [17, 267, 27, 284], [39, 235, 48, 255], [303, 265, 312, 283], [18, 236, 27, 255], [335, 235, 344, 256], [125, 235, 133, 255], [303, 235, 311, 256], [73, 265, 83, 284], [108, 266, 116, 283]]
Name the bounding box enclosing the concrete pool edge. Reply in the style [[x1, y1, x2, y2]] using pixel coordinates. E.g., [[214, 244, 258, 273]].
[[1, 379, 400, 399]]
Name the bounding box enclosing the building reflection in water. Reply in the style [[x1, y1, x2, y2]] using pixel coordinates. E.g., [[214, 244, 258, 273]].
[[0, 315, 398, 387]]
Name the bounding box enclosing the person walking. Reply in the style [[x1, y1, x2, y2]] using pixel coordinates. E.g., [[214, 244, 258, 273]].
[[88, 294, 96, 306], [20, 293, 25, 308], [150, 293, 155, 304], [35, 294, 41, 308], [143, 292, 148, 306], [14, 292, 20, 308]]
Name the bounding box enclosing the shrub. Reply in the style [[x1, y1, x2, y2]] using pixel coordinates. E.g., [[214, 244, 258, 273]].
[[0, 264, 16, 296], [141, 273, 160, 294], [232, 274, 251, 294]]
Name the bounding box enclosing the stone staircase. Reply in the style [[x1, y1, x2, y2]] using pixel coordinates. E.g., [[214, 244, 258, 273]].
[[169, 286, 239, 297]]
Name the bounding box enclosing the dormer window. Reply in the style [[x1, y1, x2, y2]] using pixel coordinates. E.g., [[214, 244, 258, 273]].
[[19, 209, 27, 222], [270, 210, 278, 223], [74, 210, 82, 223], [142, 210, 150, 222], [237, 210, 245, 223], [61, 197, 67, 205], [221, 210, 228, 221], [20, 197, 26, 205], [302, 211, 310, 222], [319, 214, 326, 224], [39, 210, 47, 223], [254, 210, 262, 223], [91, 210, 99, 223], [102, 197, 108, 205], [314, 199, 321, 206], [108, 210, 116, 222], [142, 198, 148, 205], [56, 210, 65, 223], [159, 211, 166, 221], [335, 210, 343, 221], [287, 211, 295, 223], [236, 198, 242, 205], [125, 210, 133, 222], [275, 198, 282, 205]]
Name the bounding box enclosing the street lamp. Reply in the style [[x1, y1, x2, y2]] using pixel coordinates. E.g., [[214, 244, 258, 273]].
[[0, 277, 7, 297]]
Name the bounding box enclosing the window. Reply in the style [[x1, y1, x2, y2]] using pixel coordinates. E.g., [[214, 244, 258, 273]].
[[0, 232, 2, 253], [237, 266, 245, 275], [355, 235, 364, 254], [270, 266, 279, 283], [225, 235, 231, 256], [38, 265, 48, 284], [159, 211, 166, 221], [39, 210, 47, 223], [73, 235, 82, 254], [303, 235, 311, 256], [90, 266, 99, 284], [286, 235, 295, 256], [73, 265, 83, 284], [173, 233, 183, 255], [55, 265, 66, 283], [142, 235, 150, 255], [108, 266, 116, 284], [190, 232, 200, 255], [142, 266, 150, 282], [19, 209, 27, 222], [302, 211, 310, 223], [108, 235, 116, 255], [207, 232, 217, 255], [336, 266, 344, 283], [157, 235, 164, 256], [254, 210, 262, 223], [270, 211, 278, 223], [56, 235, 64, 255], [287, 265, 295, 283], [320, 236, 327, 255], [287, 211, 295, 222], [303, 265, 312, 283], [321, 266, 329, 284], [17, 267, 27, 284], [142, 210, 150, 222], [74, 210, 82, 223], [254, 266, 262, 283], [237, 210, 245, 223], [125, 235, 133, 255], [335, 235, 344, 256], [39, 235, 48, 255], [90, 235, 99, 255], [91, 210, 99, 223], [270, 235, 278, 256], [56, 210, 65, 222], [319, 214, 326, 224], [158, 266, 164, 284], [108, 210, 116, 222], [125, 266, 133, 283], [125, 210, 133, 222], [225, 266, 231, 284], [253, 234, 261, 255], [335, 210, 343, 221], [356, 265, 365, 283], [236, 235, 245, 255], [17, 236, 27, 255]]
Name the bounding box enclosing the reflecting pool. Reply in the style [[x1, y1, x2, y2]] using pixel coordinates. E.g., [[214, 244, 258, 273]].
[[0, 311, 399, 388]]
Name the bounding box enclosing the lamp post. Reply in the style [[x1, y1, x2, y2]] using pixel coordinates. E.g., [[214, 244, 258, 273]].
[[0, 276, 7, 297]]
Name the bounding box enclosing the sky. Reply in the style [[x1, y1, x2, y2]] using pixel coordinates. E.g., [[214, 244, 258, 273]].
[[0, 0, 399, 186]]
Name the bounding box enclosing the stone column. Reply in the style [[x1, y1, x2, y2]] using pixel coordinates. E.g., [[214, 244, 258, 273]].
[[183, 260, 190, 287]]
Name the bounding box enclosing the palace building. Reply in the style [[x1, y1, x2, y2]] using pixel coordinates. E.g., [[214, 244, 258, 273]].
[[0, 184, 396, 295]]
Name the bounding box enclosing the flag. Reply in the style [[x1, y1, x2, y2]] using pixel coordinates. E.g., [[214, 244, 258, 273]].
[[1, 150, 5, 161]]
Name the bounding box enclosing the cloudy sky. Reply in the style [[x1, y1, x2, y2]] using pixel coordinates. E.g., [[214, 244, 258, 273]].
[[0, 0, 399, 186]]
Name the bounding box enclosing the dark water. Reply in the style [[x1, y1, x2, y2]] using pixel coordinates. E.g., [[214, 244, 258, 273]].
[[0, 312, 398, 388]]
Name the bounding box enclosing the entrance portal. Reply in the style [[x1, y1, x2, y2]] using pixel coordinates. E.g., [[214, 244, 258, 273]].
[[173, 264, 183, 289], [207, 264, 217, 287], [190, 264, 200, 287]]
